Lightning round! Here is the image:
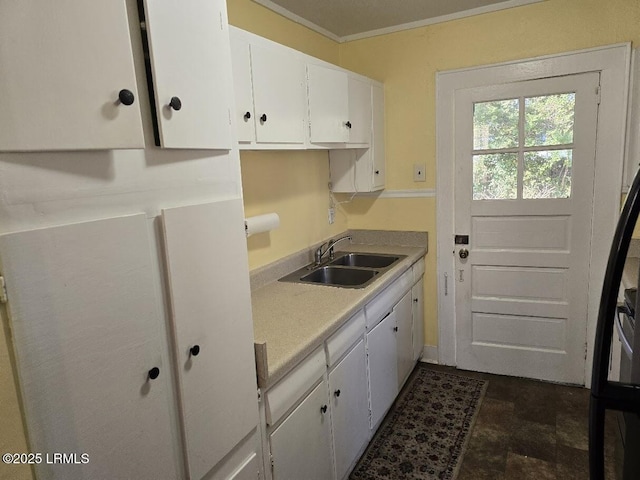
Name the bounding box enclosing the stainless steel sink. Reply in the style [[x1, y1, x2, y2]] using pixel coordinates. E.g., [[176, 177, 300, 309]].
[[300, 266, 378, 287], [329, 253, 403, 268], [278, 252, 406, 288]]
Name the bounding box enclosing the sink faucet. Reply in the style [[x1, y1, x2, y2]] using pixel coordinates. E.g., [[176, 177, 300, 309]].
[[314, 235, 352, 265]]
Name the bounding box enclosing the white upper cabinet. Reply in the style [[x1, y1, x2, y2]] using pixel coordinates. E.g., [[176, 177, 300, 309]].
[[0, 1, 144, 151], [308, 65, 350, 143], [143, 0, 233, 149], [371, 84, 386, 190]]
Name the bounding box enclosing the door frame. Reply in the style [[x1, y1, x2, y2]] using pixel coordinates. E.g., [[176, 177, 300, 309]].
[[436, 44, 632, 386]]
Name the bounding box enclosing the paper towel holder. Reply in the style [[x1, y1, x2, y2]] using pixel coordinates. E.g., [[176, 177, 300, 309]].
[[245, 213, 280, 237]]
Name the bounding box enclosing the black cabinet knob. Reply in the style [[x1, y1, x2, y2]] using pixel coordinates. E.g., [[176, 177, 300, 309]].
[[260, 113, 267, 123], [118, 89, 135, 106], [375, 170, 380, 175], [334, 389, 341, 397], [345, 121, 352, 129], [393, 326, 398, 332], [320, 405, 328, 414], [190, 345, 200, 357], [414, 298, 419, 303], [169, 96, 182, 111], [244, 111, 251, 120], [148, 367, 160, 380]]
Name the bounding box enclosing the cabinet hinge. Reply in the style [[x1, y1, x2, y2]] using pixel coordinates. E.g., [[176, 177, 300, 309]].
[[257, 388, 262, 403], [0, 276, 7, 304], [219, 12, 224, 31], [596, 85, 601, 105], [270, 453, 274, 470], [228, 108, 232, 126]]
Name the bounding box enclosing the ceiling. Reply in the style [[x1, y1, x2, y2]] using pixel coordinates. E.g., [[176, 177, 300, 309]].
[[252, 0, 544, 42]]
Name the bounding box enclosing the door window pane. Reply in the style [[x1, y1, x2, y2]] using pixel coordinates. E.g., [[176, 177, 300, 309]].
[[523, 150, 572, 199], [473, 153, 517, 200], [473, 99, 519, 150], [524, 93, 575, 147]]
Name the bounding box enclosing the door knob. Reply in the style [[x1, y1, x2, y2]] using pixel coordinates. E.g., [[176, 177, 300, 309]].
[[244, 111, 251, 120], [169, 96, 182, 111], [260, 113, 267, 122], [148, 367, 160, 380], [334, 389, 341, 397], [117, 89, 135, 106], [190, 345, 200, 357], [459, 248, 469, 259], [345, 121, 352, 129], [320, 405, 328, 414]]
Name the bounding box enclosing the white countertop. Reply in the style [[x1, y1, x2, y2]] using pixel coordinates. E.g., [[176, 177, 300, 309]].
[[250, 244, 426, 389]]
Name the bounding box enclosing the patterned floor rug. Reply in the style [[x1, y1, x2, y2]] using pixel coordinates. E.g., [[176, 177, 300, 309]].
[[350, 365, 488, 480]]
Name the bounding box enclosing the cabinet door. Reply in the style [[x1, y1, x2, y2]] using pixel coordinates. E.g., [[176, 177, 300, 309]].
[[367, 311, 398, 429], [162, 200, 259, 480], [0, 215, 179, 480], [308, 64, 349, 143], [251, 44, 306, 144], [371, 84, 386, 190], [230, 31, 256, 143], [0, 1, 144, 151], [270, 380, 334, 480], [143, 0, 232, 149], [328, 340, 369, 480], [412, 278, 425, 362], [395, 291, 414, 388], [348, 77, 372, 145]]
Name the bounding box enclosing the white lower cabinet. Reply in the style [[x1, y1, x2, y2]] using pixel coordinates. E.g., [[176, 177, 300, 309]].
[[328, 339, 370, 479], [395, 291, 414, 388], [366, 311, 399, 430], [412, 278, 425, 361], [270, 379, 333, 480]]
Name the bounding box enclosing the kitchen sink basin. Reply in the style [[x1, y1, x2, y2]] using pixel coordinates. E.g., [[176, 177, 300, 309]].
[[299, 266, 378, 287], [329, 253, 403, 268], [278, 252, 406, 288]]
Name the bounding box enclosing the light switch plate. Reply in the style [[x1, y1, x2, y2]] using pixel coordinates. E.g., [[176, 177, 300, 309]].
[[413, 164, 426, 182]]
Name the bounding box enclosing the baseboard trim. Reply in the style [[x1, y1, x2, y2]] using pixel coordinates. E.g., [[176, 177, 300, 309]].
[[419, 345, 439, 364]]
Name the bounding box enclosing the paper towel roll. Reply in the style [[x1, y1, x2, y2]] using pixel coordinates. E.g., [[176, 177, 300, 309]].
[[245, 213, 280, 237]]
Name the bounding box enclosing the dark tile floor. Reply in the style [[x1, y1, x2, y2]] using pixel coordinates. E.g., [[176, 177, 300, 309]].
[[422, 364, 618, 480]]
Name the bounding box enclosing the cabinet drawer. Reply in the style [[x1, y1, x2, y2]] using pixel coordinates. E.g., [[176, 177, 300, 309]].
[[325, 309, 365, 367], [365, 269, 412, 330], [265, 346, 326, 426]]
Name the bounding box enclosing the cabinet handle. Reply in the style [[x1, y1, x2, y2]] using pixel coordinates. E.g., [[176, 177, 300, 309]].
[[148, 367, 160, 380], [320, 405, 328, 414], [334, 389, 341, 397], [190, 345, 200, 357], [169, 96, 182, 111], [117, 89, 135, 106], [393, 326, 398, 332], [375, 170, 380, 175], [244, 111, 251, 120], [345, 121, 352, 129], [413, 298, 419, 303], [260, 113, 267, 123]]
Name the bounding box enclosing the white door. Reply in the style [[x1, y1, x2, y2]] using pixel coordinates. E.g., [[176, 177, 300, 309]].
[[395, 291, 414, 387], [161, 200, 259, 480], [143, 0, 232, 149], [308, 64, 349, 143], [270, 380, 334, 480], [347, 77, 372, 145], [454, 72, 600, 384], [230, 32, 257, 143], [412, 278, 425, 362], [366, 311, 398, 429], [250, 44, 306, 144], [0, 215, 179, 479], [328, 340, 369, 480], [0, 1, 144, 151]]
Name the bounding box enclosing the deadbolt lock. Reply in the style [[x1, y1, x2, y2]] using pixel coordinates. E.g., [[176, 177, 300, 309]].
[[459, 248, 469, 259]]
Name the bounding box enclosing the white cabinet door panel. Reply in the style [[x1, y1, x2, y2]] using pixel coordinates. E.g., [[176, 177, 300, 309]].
[[412, 278, 425, 362], [371, 84, 386, 190], [144, 0, 232, 149], [348, 77, 372, 145], [270, 380, 333, 480], [230, 33, 257, 143], [328, 340, 369, 480], [308, 65, 349, 143], [367, 311, 398, 429], [0, 215, 178, 480], [162, 200, 258, 480], [251, 44, 306, 144], [395, 291, 414, 388], [0, 1, 144, 151]]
